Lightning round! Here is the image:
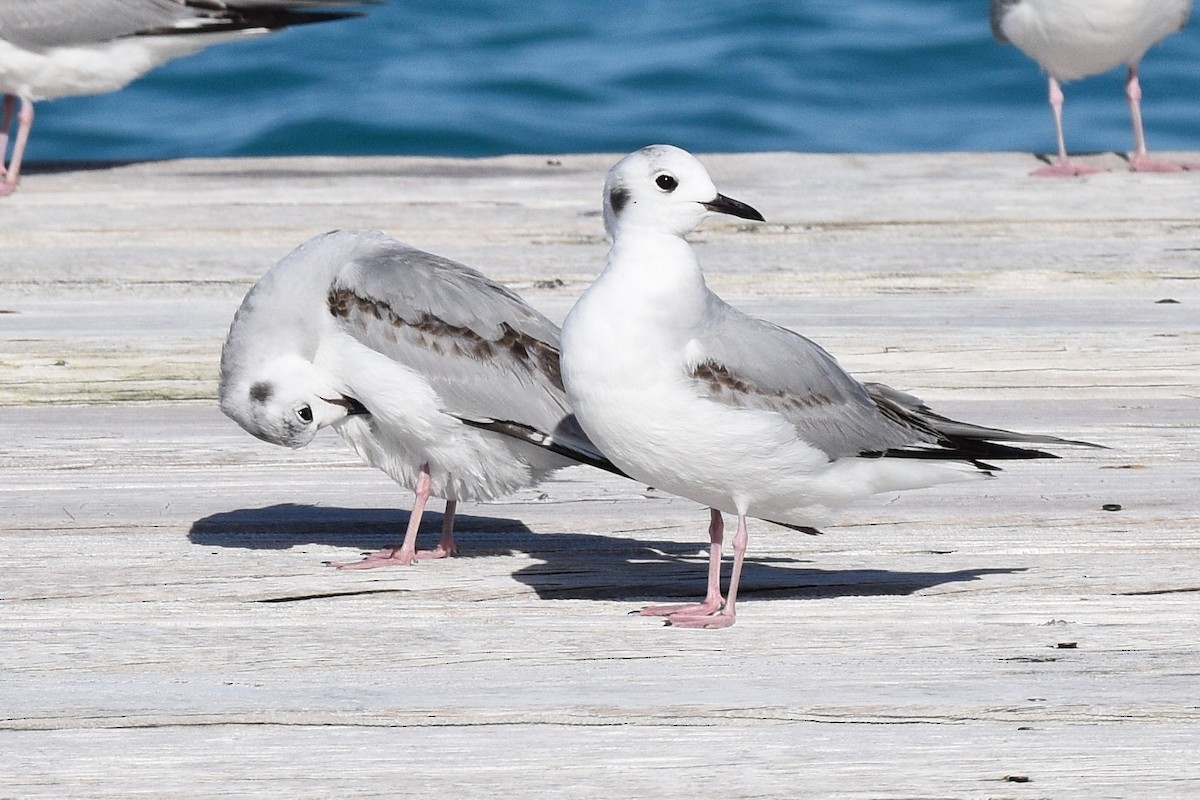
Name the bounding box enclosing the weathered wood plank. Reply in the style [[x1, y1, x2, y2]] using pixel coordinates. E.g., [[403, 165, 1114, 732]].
[[1, 153, 1198, 798]]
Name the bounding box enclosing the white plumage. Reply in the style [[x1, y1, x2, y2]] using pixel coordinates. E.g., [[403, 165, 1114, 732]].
[[561, 145, 1095, 628], [991, 0, 1195, 175], [220, 229, 610, 568], [0, 0, 366, 195]]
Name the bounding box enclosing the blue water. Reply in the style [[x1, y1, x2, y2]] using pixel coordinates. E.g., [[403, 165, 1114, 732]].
[[21, 1, 1200, 162]]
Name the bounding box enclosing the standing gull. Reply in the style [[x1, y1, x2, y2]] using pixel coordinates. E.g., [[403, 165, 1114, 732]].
[[991, 0, 1195, 176], [220, 229, 612, 569], [0, 0, 369, 196], [560, 145, 1097, 629]]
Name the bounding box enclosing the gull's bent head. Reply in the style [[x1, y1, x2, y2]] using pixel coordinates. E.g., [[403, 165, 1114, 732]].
[[218, 355, 365, 449], [602, 144, 764, 238]]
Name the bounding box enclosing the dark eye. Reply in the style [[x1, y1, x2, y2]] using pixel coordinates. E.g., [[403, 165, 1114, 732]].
[[655, 173, 678, 192], [297, 405, 313, 424]]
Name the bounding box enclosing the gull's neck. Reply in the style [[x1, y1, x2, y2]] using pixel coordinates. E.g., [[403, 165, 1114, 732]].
[[604, 225, 709, 299], [581, 225, 714, 345]]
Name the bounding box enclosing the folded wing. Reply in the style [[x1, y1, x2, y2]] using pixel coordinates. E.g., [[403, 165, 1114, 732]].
[[328, 235, 605, 465], [691, 296, 1097, 465]]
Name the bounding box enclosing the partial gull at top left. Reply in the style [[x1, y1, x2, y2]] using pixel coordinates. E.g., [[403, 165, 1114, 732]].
[[0, 0, 371, 196], [219, 229, 616, 569]]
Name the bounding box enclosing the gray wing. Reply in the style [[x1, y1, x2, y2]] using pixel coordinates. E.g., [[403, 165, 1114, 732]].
[[691, 297, 934, 460], [0, 0, 189, 47], [690, 295, 1100, 463], [328, 236, 605, 463], [989, 0, 1019, 43], [0, 0, 367, 49]]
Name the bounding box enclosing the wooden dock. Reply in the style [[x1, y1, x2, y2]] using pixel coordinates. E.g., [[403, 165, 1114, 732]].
[[2, 152, 1198, 798]]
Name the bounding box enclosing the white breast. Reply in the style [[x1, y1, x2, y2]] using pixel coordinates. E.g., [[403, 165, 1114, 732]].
[[562, 261, 830, 519]]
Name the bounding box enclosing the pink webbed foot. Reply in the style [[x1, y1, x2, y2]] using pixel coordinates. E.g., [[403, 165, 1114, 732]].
[[1030, 160, 1107, 178], [1129, 155, 1200, 173], [637, 597, 723, 618], [413, 542, 457, 560], [636, 597, 735, 628], [0, 181, 17, 197], [332, 546, 419, 570], [332, 539, 457, 569], [666, 610, 736, 629]]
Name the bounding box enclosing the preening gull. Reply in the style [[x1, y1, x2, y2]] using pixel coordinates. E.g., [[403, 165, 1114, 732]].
[[991, 0, 1196, 175], [220, 229, 613, 569], [0, 0, 368, 196], [560, 145, 1098, 629]]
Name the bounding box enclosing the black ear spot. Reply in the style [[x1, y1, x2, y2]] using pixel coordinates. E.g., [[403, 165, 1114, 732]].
[[249, 381, 273, 403], [608, 187, 630, 214]]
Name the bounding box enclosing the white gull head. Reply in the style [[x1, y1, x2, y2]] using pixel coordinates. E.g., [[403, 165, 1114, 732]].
[[602, 144, 764, 239], [219, 353, 360, 449]]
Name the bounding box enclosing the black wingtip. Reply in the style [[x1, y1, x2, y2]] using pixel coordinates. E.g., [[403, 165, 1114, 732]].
[[453, 416, 629, 478]]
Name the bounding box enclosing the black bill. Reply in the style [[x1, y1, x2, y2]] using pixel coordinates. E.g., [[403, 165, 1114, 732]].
[[703, 193, 765, 222]]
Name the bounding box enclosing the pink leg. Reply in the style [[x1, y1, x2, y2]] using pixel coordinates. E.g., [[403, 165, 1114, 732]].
[[0, 96, 33, 197], [334, 465, 452, 569], [414, 499, 457, 560], [1125, 64, 1199, 172], [0, 95, 14, 178], [1031, 77, 1106, 178], [670, 513, 749, 629], [639, 508, 726, 617]]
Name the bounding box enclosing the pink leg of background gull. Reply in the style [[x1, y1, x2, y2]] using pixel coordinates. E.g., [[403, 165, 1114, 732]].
[[1125, 64, 1200, 172], [0, 96, 33, 197], [0, 96, 12, 177], [1031, 77, 1107, 177], [333, 464, 459, 569]]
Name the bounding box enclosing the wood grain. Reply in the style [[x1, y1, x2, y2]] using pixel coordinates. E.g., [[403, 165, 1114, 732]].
[[1, 153, 1197, 798]]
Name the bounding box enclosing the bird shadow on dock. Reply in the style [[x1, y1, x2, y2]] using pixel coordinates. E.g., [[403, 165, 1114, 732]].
[[506, 534, 1023, 603], [188, 503, 528, 556], [189, 504, 1022, 603]]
